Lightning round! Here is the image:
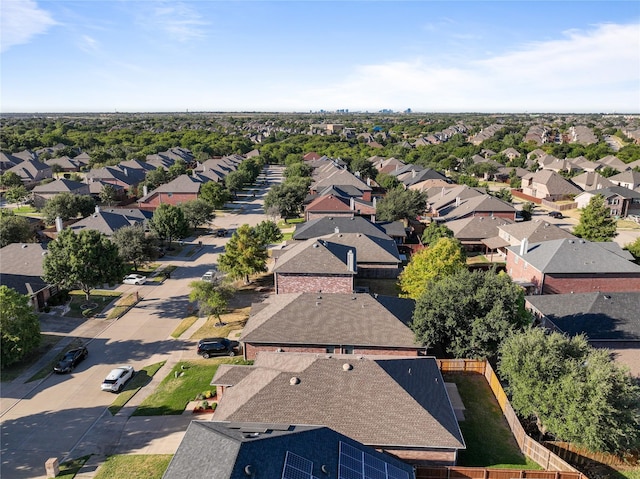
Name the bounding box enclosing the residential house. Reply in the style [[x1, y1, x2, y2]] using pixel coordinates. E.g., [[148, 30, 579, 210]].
[[0, 243, 56, 311], [310, 167, 373, 202], [446, 216, 514, 253], [45, 155, 89, 173], [67, 208, 152, 236], [272, 239, 357, 294], [31, 179, 90, 208], [323, 231, 401, 278], [537, 155, 576, 173], [597, 155, 629, 172], [163, 422, 416, 479], [501, 148, 522, 161], [137, 174, 204, 210], [495, 220, 576, 258], [293, 216, 399, 242], [568, 125, 598, 145], [506, 238, 640, 295], [575, 186, 640, 218], [0, 152, 23, 171], [426, 185, 516, 221], [211, 352, 466, 465], [520, 170, 581, 201], [240, 292, 419, 358], [8, 159, 52, 186], [85, 165, 146, 193], [87, 180, 126, 201], [304, 194, 376, 222], [398, 168, 449, 188], [526, 292, 640, 378], [568, 156, 601, 173], [570, 171, 614, 192], [609, 170, 640, 190]]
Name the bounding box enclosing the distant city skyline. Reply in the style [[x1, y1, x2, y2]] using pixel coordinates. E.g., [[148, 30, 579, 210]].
[[1, 1, 639, 114]]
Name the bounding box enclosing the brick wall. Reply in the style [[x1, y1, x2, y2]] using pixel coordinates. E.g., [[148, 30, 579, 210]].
[[506, 252, 544, 294], [139, 192, 198, 209], [544, 274, 640, 294], [275, 273, 354, 294], [383, 447, 457, 466]]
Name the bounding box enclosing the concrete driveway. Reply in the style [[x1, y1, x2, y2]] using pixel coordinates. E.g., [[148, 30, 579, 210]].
[[0, 166, 283, 479]]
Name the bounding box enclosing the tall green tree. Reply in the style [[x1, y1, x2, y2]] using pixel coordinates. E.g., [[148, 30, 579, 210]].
[[349, 157, 377, 180], [188, 279, 234, 326], [254, 220, 283, 246], [624, 237, 640, 263], [144, 168, 168, 190], [0, 286, 41, 368], [263, 179, 309, 218], [421, 221, 454, 246], [0, 171, 23, 188], [149, 204, 189, 248], [199, 181, 230, 209], [283, 161, 313, 179], [43, 229, 126, 301], [99, 183, 118, 206], [376, 187, 427, 222], [42, 192, 96, 224], [375, 172, 400, 190], [499, 328, 640, 452], [224, 170, 250, 196], [411, 268, 531, 359], [0, 212, 34, 247], [573, 194, 617, 241], [5, 185, 29, 205], [218, 224, 268, 284], [112, 224, 158, 270], [399, 237, 466, 299], [179, 199, 215, 229]]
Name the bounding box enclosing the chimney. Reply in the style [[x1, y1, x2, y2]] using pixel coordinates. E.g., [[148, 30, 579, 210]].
[[412, 169, 416, 178], [55, 216, 63, 233], [350, 197, 355, 211], [95, 205, 100, 213], [441, 187, 445, 197], [455, 196, 461, 207], [519, 237, 529, 256], [347, 249, 356, 272], [123, 167, 128, 176], [143, 185, 148, 197], [373, 197, 377, 208]]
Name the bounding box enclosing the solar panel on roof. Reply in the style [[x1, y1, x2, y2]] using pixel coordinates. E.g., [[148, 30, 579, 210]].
[[338, 441, 410, 479], [281, 451, 320, 479]]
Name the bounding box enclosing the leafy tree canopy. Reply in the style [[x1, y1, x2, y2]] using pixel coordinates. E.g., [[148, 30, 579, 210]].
[[0, 286, 41, 369], [375, 172, 400, 190], [399, 237, 466, 299], [41, 192, 96, 224], [188, 279, 234, 325], [283, 161, 313, 179], [144, 168, 168, 190], [376, 187, 427, 222], [499, 328, 640, 453], [0, 213, 34, 247], [5, 185, 30, 205], [411, 268, 531, 359], [43, 229, 126, 301], [349, 157, 377, 180], [199, 181, 231, 209], [263, 178, 309, 219], [625, 237, 640, 262], [0, 171, 23, 188], [218, 224, 268, 284], [225, 169, 251, 195], [254, 220, 283, 247], [573, 194, 617, 241], [99, 183, 118, 206], [421, 221, 454, 246], [149, 204, 190, 247], [112, 224, 158, 270], [179, 199, 215, 229]]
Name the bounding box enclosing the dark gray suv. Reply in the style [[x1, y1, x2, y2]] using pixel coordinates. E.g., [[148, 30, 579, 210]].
[[197, 337, 239, 358]]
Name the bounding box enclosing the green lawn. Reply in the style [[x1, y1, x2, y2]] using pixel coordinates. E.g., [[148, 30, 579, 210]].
[[444, 372, 541, 469], [66, 290, 121, 318], [132, 358, 250, 416], [47, 455, 91, 479], [108, 361, 166, 415], [93, 455, 172, 479]]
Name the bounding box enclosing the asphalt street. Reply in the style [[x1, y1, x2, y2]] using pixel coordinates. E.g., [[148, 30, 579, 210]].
[[0, 166, 284, 479]]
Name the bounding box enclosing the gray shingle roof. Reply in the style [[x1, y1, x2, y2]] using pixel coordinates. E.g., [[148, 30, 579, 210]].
[[323, 232, 400, 264], [32, 178, 88, 194], [446, 216, 514, 241], [240, 293, 417, 349], [507, 238, 640, 274], [293, 216, 391, 241], [0, 243, 49, 295], [498, 220, 576, 243], [163, 422, 414, 479], [526, 292, 640, 340], [273, 239, 356, 275], [212, 353, 465, 450]]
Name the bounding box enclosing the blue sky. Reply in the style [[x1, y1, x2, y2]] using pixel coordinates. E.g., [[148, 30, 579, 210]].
[[1, 1, 639, 113]]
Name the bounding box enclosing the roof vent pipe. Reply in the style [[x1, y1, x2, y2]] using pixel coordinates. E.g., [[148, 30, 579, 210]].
[[519, 237, 529, 256], [347, 249, 356, 272]]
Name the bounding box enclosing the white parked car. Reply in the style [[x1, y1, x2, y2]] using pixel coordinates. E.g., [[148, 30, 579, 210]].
[[123, 274, 147, 285], [101, 366, 135, 393]]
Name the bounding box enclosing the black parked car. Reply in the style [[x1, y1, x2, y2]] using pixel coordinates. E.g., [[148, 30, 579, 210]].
[[197, 338, 239, 358], [215, 228, 228, 237], [548, 211, 564, 219], [53, 346, 88, 373]]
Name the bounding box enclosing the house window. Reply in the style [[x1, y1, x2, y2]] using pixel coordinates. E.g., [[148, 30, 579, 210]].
[[612, 209, 618, 216], [343, 346, 354, 354], [325, 346, 335, 354]]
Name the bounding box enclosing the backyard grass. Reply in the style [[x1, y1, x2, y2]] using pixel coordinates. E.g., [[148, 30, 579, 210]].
[[132, 358, 249, 416], [134, 263, 161, 274], [66, 290, 121, 318], [47, 454, 91, 479], [190, 309, 250, 340], [107, 361, 166, 415], [277, 217, 304, 228], [12, 205, 38, 214], [1, 334, 63, 382], [443, 372, 541, 469], [93, 454, 172, 479], [282, 231, 294, 241]]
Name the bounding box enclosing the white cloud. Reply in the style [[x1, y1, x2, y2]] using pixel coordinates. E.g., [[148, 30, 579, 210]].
[[79, 35, 99, 53], [295, 22, 640, 112], [0, 0, 57, 53], [150, 2, 209, 43]]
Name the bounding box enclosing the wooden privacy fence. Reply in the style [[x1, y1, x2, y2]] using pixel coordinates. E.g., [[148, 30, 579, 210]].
[[437, 359, 584, 475], [544, 442, 639, 467], [416, 466, 585, 479]]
